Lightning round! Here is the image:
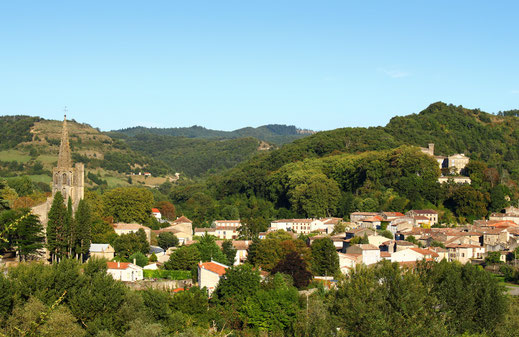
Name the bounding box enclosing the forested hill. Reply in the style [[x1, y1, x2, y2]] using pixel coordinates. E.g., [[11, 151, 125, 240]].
[[111, 124, 313, 145], [220, 102, 519, 181], [112, 133, 263, 177], [164, 102, 519, 226]]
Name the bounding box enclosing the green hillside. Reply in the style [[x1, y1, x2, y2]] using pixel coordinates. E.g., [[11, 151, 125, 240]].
[[164, 102, 519, 226], [0, 116, 282, 183], [0, 116, 170, 189], [111, 123, 312, 145], [114, 133, 263, 177], [215, 102, 519, 195]]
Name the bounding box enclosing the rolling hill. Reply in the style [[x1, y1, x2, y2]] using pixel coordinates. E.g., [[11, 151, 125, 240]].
[[110, 124, 313, 145]]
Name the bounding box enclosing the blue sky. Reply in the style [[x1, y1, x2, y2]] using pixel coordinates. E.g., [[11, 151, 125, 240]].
[[0, 1, 517, 131]]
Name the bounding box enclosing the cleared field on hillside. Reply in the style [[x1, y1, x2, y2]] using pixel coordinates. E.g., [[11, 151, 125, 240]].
[[0, 150, 31, 163]]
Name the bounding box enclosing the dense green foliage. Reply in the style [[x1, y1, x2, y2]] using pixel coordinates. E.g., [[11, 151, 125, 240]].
[[0, 258, 515, 336], [143, 269, 192, 280], [119, 134, 261, 177], [157, 232, 179, 250], [46, 192, 69, 261], [0, 116, 41, 150], [73, 199, 92, 260], [164, 245, 201, 271], [113, 229, 150, 259], [331, 260, 508, 336], [102, 187, 154, 224], [111, 123, 308, 145], [310, 238, 340, 277], [0, 209, 44, 261], [159, 102, 519, 224]]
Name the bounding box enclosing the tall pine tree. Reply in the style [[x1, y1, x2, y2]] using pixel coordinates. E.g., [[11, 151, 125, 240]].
[[74, 199, 92, 261], [46, 192, 68, 262]]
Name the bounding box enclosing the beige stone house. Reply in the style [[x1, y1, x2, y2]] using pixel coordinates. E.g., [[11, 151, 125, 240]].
[[89, 243, 115, 260]]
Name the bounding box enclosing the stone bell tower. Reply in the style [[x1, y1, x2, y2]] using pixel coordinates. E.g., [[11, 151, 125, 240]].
[[52, 115, 84, 210]]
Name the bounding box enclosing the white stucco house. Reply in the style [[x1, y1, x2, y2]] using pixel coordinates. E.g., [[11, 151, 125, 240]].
[[198, 261, 229, 296], [106, 262, 143, 282]]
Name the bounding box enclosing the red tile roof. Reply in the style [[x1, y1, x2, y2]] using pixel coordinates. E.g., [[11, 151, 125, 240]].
[[107, 262, 131, 270], [363, 216, 383, 222], [152, 208, 160, 213], [198, 261, 228, 276], [488, 221, 518, 228], [383, 212, 405, 217]]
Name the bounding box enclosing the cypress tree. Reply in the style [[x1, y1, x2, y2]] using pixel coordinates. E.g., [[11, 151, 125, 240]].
[[46, 192, 68, 262], [74, 199, 92, 261], [66, 197, 74, 257], [311, 237, 339, 276]]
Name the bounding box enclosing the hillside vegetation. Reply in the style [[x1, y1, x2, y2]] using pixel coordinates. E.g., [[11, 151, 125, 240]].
[[111, 123, 311, 145], [214, 102, 519, 195], [114, 134, 262, 177], [0, 116, 288, 181], [163, 102, 519, 226], [0, 117, 170, 189]]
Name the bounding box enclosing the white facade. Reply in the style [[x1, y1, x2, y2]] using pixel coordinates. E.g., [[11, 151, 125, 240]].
[[198, 261, 228, 296], [270, 219, 332, 234], [391, 249, 426, 263], [106, 262, 143, 282]]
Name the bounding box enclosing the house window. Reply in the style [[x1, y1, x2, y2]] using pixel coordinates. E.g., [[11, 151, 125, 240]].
[[461, 253, 465, 257]]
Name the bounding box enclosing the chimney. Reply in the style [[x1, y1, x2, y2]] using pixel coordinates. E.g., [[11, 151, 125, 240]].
[[133, 258, 136, 265], [117, 261, 120, 268], [428, 143, 434, 155]]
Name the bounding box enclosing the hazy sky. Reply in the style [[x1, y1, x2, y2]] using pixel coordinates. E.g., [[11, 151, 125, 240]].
[[0, 1, 517, 131]]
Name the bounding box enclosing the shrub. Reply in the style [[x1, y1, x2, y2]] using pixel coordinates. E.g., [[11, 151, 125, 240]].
[[143, 270, 192, 280]]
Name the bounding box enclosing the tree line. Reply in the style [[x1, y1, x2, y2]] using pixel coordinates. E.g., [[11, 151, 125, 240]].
[[0, 258, 517, 336]]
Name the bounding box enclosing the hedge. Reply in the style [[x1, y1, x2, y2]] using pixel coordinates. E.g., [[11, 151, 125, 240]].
[[143, 269, 192, 280]]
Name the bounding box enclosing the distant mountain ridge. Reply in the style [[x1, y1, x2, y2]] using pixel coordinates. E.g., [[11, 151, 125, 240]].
[[111, 124, 314, 145]]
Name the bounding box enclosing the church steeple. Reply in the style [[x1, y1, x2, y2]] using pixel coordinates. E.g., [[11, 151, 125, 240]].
[[57, 115, 72, 168]]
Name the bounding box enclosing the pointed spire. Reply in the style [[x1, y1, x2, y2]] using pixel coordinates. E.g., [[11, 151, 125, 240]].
[[57, 115, 72, 168]]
